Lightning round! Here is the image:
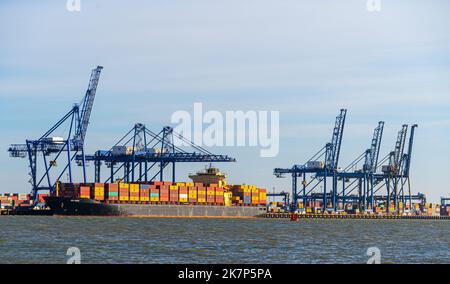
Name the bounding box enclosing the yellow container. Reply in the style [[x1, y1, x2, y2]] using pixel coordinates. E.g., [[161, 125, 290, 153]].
[[185, 182, 194, 187], [119, 195, 129, 201], [176, 182, 186, 186], [150, 197, 160, 202], [179, 198, 188, 203], [198, 190, 206, 195], [188, 190, 197, 198], [140, 197, 150, 202], [170, 185, 178, 190], [129, 184, 139, 193], [224, 192, 232, 206], [130, 196, 139, 201], [197, 198, 206, 203]]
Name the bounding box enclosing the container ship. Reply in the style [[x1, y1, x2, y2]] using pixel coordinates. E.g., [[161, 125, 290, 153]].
[[44, 166, 267, 218]]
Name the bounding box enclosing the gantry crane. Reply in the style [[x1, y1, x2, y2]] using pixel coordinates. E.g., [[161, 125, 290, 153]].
[[372, 124, 419, 212], [335, 121, 385, 211], [274, 109, 347, 212], [76, 123, 236, 183], [8, 66, 103, 200]]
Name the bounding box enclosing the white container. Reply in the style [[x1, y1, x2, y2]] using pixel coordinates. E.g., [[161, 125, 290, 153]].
[[306, 161, 324, 169], [179, 194, 188, 199], [111, 146, 127, 156], [42, 137, 64, 144]]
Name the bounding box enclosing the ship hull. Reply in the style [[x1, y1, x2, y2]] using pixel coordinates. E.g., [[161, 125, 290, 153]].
[[44, 197, 266, 217]]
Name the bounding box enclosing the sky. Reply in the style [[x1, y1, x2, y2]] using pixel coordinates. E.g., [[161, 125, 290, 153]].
[[1, 0, 449, 203]]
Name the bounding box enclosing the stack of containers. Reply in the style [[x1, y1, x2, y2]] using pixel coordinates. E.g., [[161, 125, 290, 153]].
[[60, 183, 81, 198], [0, 195, 13, 208], [159, 184, 169, 202], [240, 185, 252, 205], [80, 186, 90, 199], [188, 186, 197, 203], [129, 184, 140, 201], [314, 200, 321, 208], [206, 186, 215, 203], [250, 185, 259, 205], [94, 183, 105, 201], [259, 188, 267, 206], [179, 186, 188, 203], [139, 184, 150, 202], [106, 183, 119, 201], [215, 187, 224, 205], [18, 193, 30, 202], [150, 186, 159, 202], [229, 185, 249, 205], [119, 183, 129, 201], [169, 185, 179, 202], [197, 185, 206, 204]]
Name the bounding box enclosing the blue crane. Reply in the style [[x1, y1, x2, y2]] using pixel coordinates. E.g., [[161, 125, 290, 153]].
[[8, 66, 103, 201], [371, 124, 419, 212], [335, 121, 385, 211], [76, 123, 236, 183], [274, 109, 347, 212]]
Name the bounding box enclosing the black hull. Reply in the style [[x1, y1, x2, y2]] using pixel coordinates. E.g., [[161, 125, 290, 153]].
[[44, 196, 266, 217], [44, 197, 121, 215]]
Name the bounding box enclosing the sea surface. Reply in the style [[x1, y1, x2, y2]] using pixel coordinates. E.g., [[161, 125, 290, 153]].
[[0, 216, 448, 264]]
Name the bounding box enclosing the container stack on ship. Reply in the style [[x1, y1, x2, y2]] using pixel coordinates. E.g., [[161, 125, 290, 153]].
[[44, 166, 267, 217]]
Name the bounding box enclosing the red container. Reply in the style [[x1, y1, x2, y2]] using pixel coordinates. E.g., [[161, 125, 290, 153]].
[[169, 193, 179, 202], [38, 194, 49, 203], [160, 188, 169, 202], [140, 188, 150, 199], [207, 195, 215, 203], [179, 186, 187, 193], [163, 181, 173, 186], [80, 186, 90, 198], [153, 181, 164, 186]]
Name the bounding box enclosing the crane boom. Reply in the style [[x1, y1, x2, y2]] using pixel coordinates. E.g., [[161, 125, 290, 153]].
[[364, 121, 384, 173], [392, 125, 408, 170], [75, 66, 103, 144], [403, 124, 418, 177], [325, 109, 347, 170]]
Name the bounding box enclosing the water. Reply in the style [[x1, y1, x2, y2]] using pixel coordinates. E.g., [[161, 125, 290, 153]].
[[0, 216, 449, 264]]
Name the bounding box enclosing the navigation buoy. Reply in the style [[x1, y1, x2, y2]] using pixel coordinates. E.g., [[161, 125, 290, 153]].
[[290, 213, 298, 221]]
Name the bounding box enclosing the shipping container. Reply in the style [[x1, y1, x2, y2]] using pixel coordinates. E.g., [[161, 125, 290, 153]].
[[306, 161, 325, 170], [119, 183, 129, 201], [80, 186, 90, 199]]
